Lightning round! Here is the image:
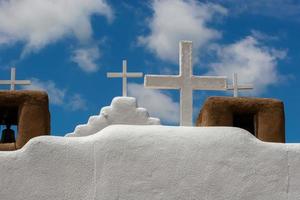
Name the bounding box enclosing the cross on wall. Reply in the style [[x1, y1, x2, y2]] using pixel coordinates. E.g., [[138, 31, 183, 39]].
[[0, 68, 31, 90], [144, 41, 227, 126], [227, 73, 253, 97], [107, 60, 143, 96]]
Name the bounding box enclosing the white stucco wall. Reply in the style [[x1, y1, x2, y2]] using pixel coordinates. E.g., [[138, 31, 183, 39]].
[[0, 125, 299, 200], [66, 97, 160, 137]]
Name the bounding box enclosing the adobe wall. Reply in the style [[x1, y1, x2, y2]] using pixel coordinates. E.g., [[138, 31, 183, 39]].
[[196, 96, 285, 143], [0, 91, 50, 150]]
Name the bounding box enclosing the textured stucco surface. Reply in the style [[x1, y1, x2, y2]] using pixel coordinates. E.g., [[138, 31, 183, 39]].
[[66, 97, 160, 137], [0, 125, 299, 200]]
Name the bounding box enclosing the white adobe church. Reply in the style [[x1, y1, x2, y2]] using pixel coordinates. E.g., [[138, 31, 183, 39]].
[[0, 41, 298, 200]]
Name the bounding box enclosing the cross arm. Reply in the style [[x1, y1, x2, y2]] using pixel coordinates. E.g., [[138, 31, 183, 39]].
[[227, 84, 253, 90], [144, 75, 181, 89], [16, 80, 31, 85], [0, 80, 13, 84], [126, 73, 143, 78], [191, 76, 227, 90], [0, 80, 31, 85], [107, 73, 123, 78]]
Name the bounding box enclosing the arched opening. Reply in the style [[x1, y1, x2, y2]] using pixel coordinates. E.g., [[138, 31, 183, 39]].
[[233, 113, 257, 136], [0, 106, 19, 144]]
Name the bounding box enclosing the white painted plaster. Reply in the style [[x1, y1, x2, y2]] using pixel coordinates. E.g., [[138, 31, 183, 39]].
[[107, 60, 143, 96], [0, 126, 299, 200], [66, 96, 160, 137], [0, 67, 31, 90], [144, 41, 227, 126]]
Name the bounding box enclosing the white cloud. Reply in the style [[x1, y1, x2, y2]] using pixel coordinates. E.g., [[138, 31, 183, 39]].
[[71, 47, 100, 72], [207, 36, 286, 94], [0, 0, 113, 54], [128, 83, 179, 124], [24, 78, 66, 105], [212, 0, 300, 20], [67, 94, 87, 111], [0, 35, 12, 45], [138, 0, 227, 63], [23, 78, 87, 111], [250, 30, 279, 41], [137, 0, 287, 96]]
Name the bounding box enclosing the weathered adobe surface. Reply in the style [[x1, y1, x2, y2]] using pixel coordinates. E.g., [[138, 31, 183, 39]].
[[196, 96, 285, 143], [0, 91, 50, 151]]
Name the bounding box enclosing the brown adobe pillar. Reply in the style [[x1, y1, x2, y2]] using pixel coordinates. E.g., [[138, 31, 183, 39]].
[[196, 96, 285, 143], [0, 91, 50, 151]]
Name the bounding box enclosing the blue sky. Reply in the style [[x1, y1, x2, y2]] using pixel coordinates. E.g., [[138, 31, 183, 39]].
[[0, 0, 299, 142]]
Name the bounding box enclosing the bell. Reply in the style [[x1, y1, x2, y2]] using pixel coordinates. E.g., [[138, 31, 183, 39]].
[[1, 124, 15, 143]]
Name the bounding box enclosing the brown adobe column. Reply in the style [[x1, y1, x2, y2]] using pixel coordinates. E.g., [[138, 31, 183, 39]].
[[17, 102, 50, 149], [196, 96, 285, 143], [256, 101, 285, 142]]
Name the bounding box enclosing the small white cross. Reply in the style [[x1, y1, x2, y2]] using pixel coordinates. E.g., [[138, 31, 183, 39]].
[[107, 60, 143, 96], [145, 41, 227, 126], [0, 68, 31, 90], [227, 73, 253, 97]]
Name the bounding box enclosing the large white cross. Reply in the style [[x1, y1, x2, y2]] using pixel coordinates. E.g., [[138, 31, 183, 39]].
[[107, 60, 143, 96], [144, 41, 227, 126], [227, 73, 253, 97], [0, 68, 31, 90]]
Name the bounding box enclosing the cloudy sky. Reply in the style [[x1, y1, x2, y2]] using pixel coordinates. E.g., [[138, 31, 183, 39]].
[[0, 0, 299, 142]]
